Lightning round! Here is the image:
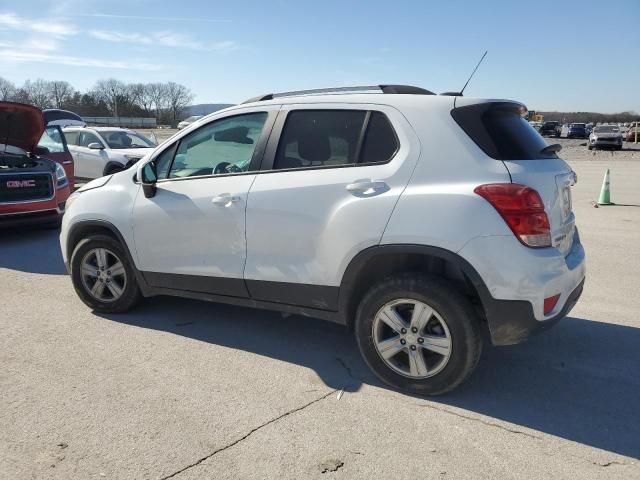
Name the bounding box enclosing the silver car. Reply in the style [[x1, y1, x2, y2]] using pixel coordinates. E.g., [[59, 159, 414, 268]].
[[588, 125, 623, 150]]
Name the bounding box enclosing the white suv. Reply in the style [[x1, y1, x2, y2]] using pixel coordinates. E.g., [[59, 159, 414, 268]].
[[62, 126, 157, 179], [60, 85, 586, 395]]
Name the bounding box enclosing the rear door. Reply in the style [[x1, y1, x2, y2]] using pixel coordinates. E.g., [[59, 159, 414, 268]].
[[243, 104, 420, 309], [452, 100, 576, 256]]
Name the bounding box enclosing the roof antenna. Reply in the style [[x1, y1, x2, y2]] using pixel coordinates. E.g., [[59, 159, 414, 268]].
[[459, 50, 488, 96]]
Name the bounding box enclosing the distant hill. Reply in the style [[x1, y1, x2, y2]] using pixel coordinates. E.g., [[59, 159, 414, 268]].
[[184, 103, 235, 116]]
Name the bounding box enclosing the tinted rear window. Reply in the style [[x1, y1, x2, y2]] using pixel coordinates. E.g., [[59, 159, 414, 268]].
[[452, 103, 558, 160]]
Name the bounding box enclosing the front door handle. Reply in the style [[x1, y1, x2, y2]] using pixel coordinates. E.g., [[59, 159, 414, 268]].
[[346, 179, 388, 195], [211, 194, 241, 206]]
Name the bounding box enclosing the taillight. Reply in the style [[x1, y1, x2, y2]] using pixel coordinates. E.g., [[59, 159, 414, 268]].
[[474, 183, 551, 248]]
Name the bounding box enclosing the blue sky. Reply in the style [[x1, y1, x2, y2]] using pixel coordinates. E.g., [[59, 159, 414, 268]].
[[0, 0, 638, 112]]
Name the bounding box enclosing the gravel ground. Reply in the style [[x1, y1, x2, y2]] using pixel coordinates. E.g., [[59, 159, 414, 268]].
[[1, 139, 639, 479]]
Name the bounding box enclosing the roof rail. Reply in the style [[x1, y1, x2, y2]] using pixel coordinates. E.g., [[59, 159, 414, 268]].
[[242, 84, 435, 104]]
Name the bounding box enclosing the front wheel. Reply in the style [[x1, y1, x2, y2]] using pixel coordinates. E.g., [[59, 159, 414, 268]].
[[354, 274, 482, 396], [70, 234, 141, 313]]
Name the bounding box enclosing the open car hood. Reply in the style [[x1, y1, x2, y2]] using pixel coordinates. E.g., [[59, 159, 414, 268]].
[[0, 102, 45, 153]]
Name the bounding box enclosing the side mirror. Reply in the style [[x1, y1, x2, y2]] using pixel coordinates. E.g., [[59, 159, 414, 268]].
[[141, 161, 158, 198], [88, 142, 104, 150]]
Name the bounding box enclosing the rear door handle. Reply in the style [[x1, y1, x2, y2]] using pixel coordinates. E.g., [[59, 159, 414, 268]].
[[211, 194, 241, 206], [346, 179, 388, 194]]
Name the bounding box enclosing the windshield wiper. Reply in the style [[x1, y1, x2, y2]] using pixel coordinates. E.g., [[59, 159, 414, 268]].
[[541, 144, 562, 155]]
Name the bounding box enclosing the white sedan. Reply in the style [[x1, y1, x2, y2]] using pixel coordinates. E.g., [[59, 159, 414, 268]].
[[63, 127, 157, 179]]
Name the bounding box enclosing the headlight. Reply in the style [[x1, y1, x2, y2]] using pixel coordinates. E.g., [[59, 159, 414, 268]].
[[55, 162, 68, 188]]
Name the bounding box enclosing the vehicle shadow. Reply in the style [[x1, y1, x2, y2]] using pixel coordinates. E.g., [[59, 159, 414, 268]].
[[100, 297, 640, 459], [0, 227, 66, 275]]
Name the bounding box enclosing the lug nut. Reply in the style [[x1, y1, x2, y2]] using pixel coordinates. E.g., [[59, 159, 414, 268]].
[[400, 339, 406, 345], [411, 327, 418, 333], [418, 337, 424, 344], [410, 345, 417, 351], [400, 328, 407, 334]]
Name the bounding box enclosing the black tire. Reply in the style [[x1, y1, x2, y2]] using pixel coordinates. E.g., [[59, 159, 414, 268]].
[[354, 274, 482, 396], [70, 234, 141, 313]]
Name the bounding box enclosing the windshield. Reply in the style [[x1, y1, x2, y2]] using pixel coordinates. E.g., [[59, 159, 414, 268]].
[[570, 124, 585, 128], [101, 131, 156, 149], [594, 126, 620, 133]]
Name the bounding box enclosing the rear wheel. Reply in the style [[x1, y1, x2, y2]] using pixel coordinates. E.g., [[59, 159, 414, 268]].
[[354, 274, 482, 395], [70, 234, 141, 313]]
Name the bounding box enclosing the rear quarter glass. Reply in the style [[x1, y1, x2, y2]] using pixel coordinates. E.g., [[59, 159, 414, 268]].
[[451, 103, 558, 160]]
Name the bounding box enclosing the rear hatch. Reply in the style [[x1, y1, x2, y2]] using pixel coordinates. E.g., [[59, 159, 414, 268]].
[[452, 100, 576, 256]]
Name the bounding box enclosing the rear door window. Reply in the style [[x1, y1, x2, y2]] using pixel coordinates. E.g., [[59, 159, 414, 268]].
[[273, 110, 398, 170], [452, 103, 558, 160]]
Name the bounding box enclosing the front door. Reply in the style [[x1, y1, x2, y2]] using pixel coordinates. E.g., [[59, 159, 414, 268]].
[[131, 110, 274, 298], [76, 131, 107, 178]]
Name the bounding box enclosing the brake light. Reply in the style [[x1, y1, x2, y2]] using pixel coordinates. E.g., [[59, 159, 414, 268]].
[[474, 183, 551, 248]]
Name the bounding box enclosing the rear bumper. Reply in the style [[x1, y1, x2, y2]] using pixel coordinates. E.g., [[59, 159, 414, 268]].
[[459, 231, 586, 345], [482, 277, 584, 345]]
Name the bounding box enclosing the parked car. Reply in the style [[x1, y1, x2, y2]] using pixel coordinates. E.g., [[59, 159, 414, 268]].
[[560, 123, 587, 139], [62, 127, 157, 179], [177, 115, 203, 129], [588, 125, 623, 150], [539, 121, 560, 137], [0, 102, 71, 228], [625, 126, 640, 142], [60, 85, 585, 395]]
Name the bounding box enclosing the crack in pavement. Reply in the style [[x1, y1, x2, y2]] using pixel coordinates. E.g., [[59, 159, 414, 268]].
[[158, 389, 337, 480], [416, 403, 541, 439]]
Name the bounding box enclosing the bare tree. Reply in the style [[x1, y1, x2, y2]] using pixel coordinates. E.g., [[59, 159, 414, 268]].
[[146, 82, 168, 118], [0, 77, 16, 101], [48, 81, 75, 108], [92, 78, 127, 117], [22, 79, 52, 108], [165, 82, 194, 122], [134, 83, 156, 114]]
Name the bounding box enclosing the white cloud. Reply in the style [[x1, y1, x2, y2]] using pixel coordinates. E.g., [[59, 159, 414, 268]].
[[88, 29, 237, 52], [0, 12, 78, 37], [0, 49, 161, 70]]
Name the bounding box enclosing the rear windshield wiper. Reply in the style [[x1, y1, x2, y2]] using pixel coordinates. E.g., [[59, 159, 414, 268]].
[[541, 143, 562, 155]]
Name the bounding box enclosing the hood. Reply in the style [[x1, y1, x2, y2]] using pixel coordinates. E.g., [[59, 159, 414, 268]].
[[0, 102, 45, 153]]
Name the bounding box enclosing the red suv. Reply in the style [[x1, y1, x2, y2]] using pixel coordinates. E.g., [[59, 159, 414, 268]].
[[0, 102, 72, 228]]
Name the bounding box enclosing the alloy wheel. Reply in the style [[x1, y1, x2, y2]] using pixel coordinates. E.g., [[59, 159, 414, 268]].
[[80, 248, 127, 302], [372, 298, 452, 379]]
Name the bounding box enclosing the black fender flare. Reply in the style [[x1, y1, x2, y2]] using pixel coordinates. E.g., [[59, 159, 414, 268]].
[[103, 161, 126, 176], [65, 219, 152, 296]]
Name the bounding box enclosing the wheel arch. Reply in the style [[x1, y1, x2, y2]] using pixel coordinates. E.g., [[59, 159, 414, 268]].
[[103, 161, 125, 176], [66, 220, 151, 295], [339, 244, 492, 329]]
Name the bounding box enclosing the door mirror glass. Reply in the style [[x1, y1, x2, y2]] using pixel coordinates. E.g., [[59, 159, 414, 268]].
[[141, 161, 157, 198], [87, 142, 103, 150]]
